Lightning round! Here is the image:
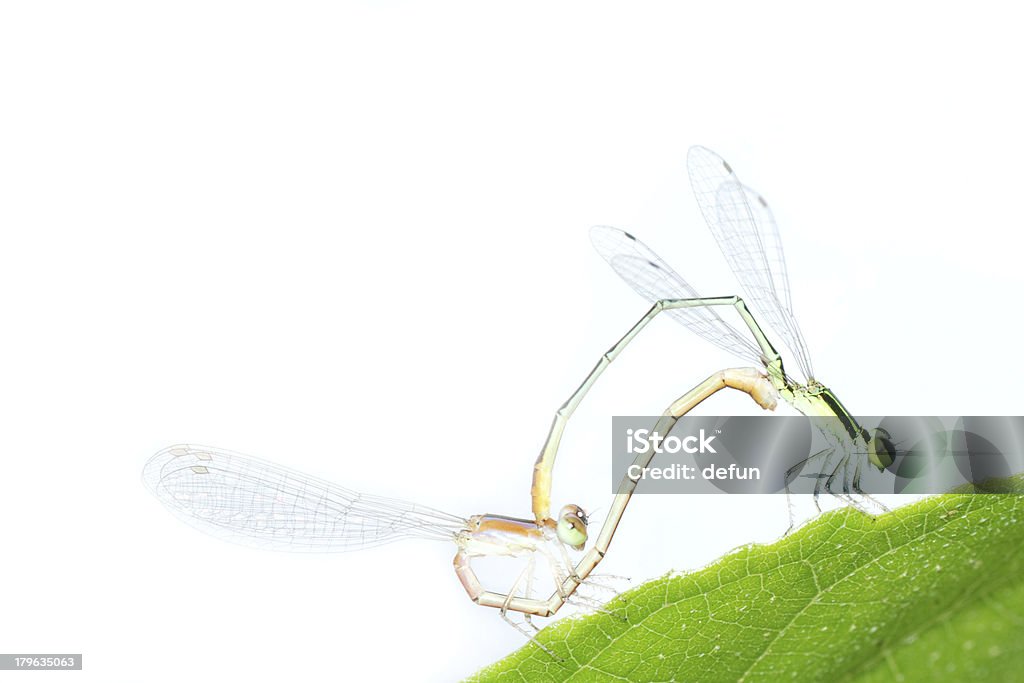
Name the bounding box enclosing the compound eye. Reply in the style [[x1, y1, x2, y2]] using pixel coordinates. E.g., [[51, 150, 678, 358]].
[[556, 505, 588, 549], [868, 428, 896, 470], [559, 504, 588, 525]]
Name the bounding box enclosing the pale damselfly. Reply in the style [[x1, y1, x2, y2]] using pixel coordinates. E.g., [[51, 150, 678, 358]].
[[142, 366, 775, 652]]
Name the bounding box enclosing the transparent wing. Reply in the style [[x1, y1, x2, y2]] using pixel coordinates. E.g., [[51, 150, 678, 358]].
[[686, 145, 814, 380], [591, 225, 762, 364], [143, 444, 467, 552]]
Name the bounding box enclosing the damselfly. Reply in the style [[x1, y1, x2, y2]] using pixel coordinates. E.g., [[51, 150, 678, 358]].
[[144, 368, 776, 649], [533, 146, 894, 525]]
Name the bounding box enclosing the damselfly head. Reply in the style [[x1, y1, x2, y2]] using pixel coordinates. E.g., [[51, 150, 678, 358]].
[[867, 428, 897, 471], [556, 504, 588, 550]]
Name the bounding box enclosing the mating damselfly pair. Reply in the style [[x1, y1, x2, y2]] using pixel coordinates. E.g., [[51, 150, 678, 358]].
[[144, 146, 885, 645]]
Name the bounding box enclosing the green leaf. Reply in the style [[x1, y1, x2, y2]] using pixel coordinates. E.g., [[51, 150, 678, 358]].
[[468, 480, 1024, 682]]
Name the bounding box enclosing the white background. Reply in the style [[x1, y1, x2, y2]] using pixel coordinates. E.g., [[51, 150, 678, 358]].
[[2, 3, 1023, 682]]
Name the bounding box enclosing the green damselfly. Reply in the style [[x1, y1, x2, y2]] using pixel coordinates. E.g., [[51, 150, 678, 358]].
[[534, 146, 894, 524]]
